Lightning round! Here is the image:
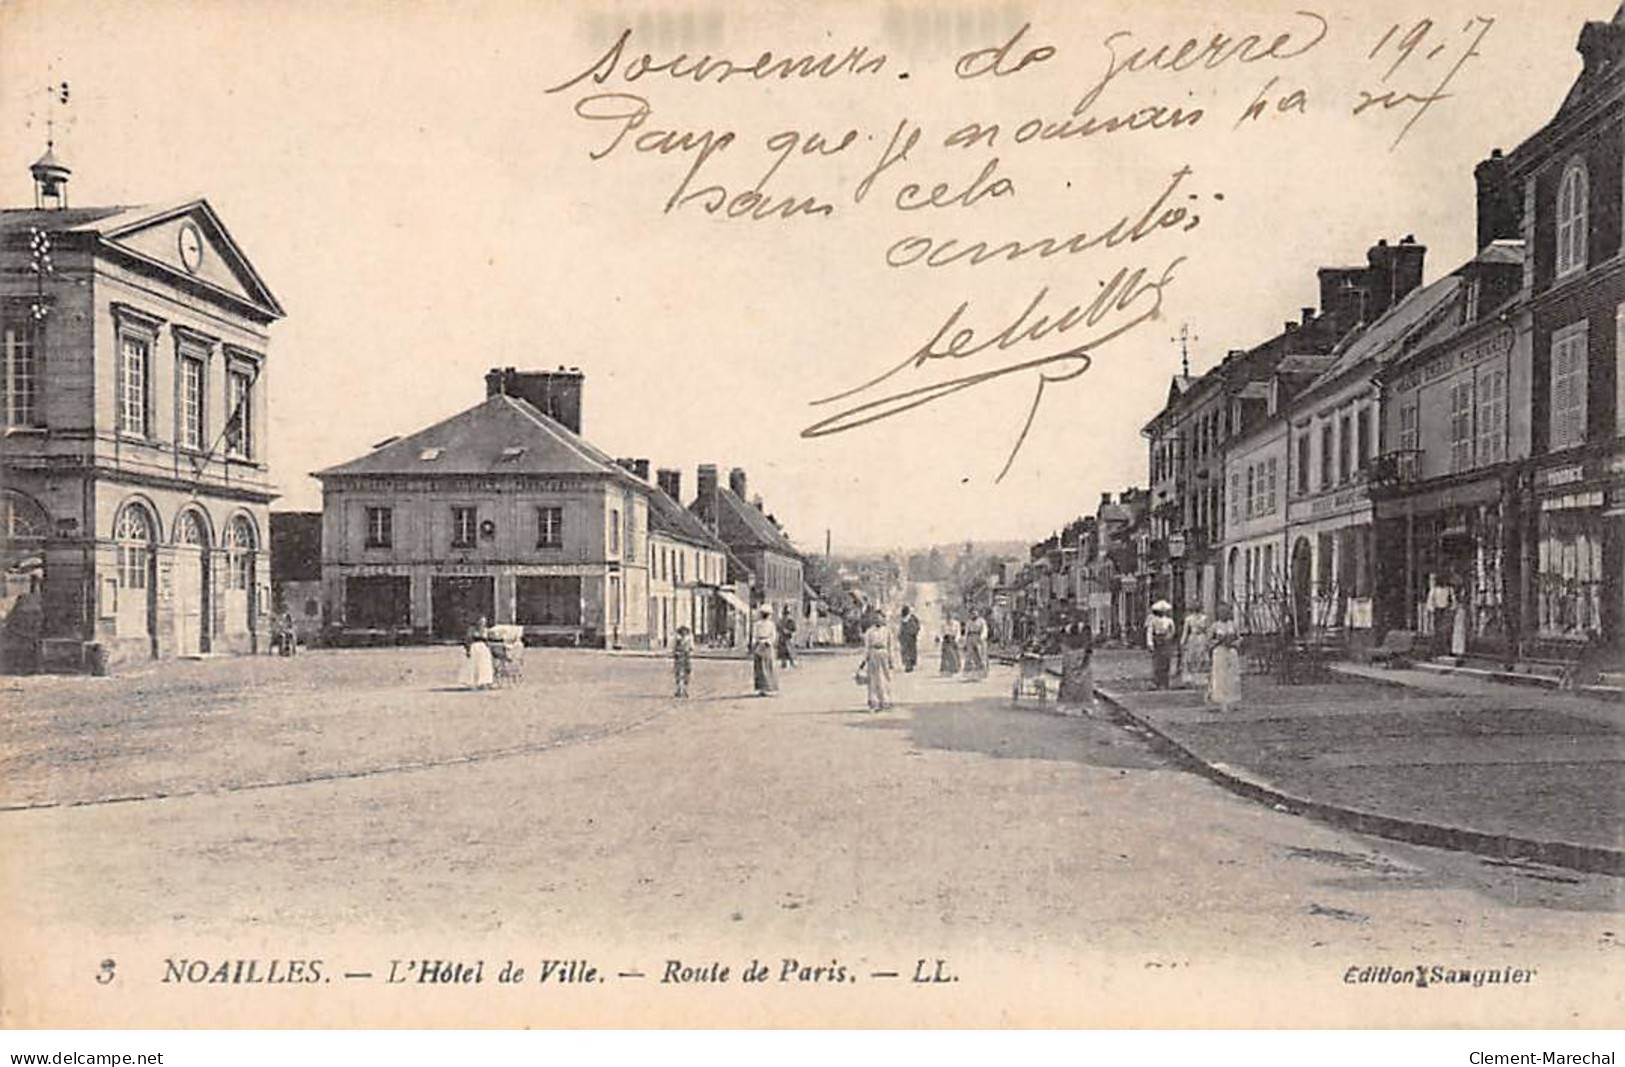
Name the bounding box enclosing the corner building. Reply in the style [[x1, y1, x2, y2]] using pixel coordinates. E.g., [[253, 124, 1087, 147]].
[[1, 153, 283, 670], [314, 368, 653, 649]]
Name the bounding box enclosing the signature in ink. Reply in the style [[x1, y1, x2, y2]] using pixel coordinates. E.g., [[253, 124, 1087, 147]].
[[802, 256, 1184, 482]]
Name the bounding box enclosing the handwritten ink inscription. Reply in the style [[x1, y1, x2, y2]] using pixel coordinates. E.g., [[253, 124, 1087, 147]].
[[545, 10, 1494, 480]]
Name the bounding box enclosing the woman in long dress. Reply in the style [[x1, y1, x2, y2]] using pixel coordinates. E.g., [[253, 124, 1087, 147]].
[[863, 615, 895, 711], [460, 616, 495, 690], [1180, 609, 1211, 688], [962, 611, 989, 679], [751, 607, 779, 696], [1207, 603, 1242, 714], [1057, 621, 1095, 711], [939, 616, 962, 674]]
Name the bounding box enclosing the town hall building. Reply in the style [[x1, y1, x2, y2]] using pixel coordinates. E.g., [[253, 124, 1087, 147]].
[[1, 148, 284, 671]]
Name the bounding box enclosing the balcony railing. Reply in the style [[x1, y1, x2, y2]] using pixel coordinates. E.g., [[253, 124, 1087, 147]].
[[1368, 449, 1422, 489]]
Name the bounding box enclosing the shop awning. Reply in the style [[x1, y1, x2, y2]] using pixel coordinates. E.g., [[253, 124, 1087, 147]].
[[717, 589, 751, 614]]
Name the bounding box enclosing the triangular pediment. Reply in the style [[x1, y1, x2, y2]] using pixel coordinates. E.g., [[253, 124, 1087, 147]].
[[99, 200, 283, 320]]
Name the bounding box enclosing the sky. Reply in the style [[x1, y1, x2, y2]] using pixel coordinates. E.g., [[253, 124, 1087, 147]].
[[0, 0, 1604, 554]]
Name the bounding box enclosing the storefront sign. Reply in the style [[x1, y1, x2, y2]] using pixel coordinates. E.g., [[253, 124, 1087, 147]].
[[1540, 490, 1605, 511], [1539, 465, 1585, 488], [335, 476, 590, 494], [1395, 327, 1513, 393], [1310, 487, 1367, 517]]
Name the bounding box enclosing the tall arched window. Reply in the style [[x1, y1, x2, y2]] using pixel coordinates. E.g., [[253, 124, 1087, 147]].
[[174, 509, 208, 546], [115, 504, 155, 590], [2, 490, 48, 542], [1556, 159, 1588, 278], [2, 490, 49, 574], [225, 515, 257, 591]]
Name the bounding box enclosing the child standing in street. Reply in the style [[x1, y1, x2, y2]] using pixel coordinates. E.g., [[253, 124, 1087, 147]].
[[673, 625, 694, 698]]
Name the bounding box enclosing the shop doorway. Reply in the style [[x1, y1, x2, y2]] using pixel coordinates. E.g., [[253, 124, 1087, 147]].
[[432, 576, 495, 639], [1290, 537, 1312, 636]]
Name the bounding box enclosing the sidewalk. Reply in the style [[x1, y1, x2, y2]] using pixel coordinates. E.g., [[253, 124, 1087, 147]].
[[1088, 650, 1624, 875]]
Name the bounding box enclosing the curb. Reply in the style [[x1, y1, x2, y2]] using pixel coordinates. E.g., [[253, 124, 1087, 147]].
[[1092, 683, 1625, 878]]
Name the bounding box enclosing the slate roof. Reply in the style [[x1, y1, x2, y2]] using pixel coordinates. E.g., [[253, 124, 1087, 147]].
[[1474, 239, 1525, 268], [712, 486, 799, 556], [647, 484, 728, 552], [0, 205, 137, 232], [314, 392, 643, 490], [1304, 274, 1463, 395]]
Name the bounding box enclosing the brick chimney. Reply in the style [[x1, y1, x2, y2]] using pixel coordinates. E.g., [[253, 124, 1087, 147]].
[[632, 458, 650, 481], [485, 366, 584, 434], [1365, 237, 1427, 317], [1474, 150, 1520, 251], [657, 468, 681, 501], [729, 467, 747, 500], [1099, 492, 1112, 507], [1318, 267, 1370, 334], [696, 464, 720, 532]]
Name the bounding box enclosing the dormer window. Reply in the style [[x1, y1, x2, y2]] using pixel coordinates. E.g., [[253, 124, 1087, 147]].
[[419, 447, 443, 461], [499, 446, 525, 461], [1556, 158, 1588, 279]]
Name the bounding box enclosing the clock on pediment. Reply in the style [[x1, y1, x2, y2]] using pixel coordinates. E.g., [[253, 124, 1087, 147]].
[[177, 221, 205, 274]]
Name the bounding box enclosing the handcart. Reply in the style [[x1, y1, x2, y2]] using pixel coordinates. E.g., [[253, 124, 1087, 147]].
[[1011, 650, 1049, 706], [486, 624, 525, 686]]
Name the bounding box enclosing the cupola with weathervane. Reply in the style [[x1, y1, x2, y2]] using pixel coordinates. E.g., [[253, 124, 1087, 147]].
[[30, 143, 70, 210]]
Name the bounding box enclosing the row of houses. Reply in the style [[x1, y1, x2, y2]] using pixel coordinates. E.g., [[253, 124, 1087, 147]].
[[1005, 6, 1625, 667], [1, 146, 808, 671]]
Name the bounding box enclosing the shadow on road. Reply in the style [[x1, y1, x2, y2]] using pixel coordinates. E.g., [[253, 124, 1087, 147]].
[[844, 695, 1167, 772]]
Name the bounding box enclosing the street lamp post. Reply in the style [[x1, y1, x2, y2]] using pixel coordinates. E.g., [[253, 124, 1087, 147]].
[[1168, 531, 1187, 675]]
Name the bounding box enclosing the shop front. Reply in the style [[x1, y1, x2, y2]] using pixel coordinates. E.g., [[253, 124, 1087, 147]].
[[1373, 468, 1523, 656], [1529, 455, 1623, 660]]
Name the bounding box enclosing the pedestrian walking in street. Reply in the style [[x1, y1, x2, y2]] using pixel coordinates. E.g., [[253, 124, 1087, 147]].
[[1057, 620, 1095, 711], [460, 616, 495, 690], [863, 612, 895, 711], [963, 610, 990, 679], [898, 605, 921, 672], [939, 614, 962, 675], [1180, 608, 1210, 688], [1146, 600, 1176, 689], [751, 607, 779, 697], [673, 624, 694, 698], [777, 605, 799, 669], [1207, 602, 1242, 713]]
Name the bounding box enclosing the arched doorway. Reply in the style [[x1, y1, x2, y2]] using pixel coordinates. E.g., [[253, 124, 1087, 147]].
[[173, 508, 211, 656], [114, 502, 158, 657], [1290, 537, 1313, 637], [223, 514, 258, 645], [2, 490, 50, 674]]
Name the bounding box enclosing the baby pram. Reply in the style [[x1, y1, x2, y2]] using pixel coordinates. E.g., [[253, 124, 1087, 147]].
[[485, 625, 525, 686], [1011, 651, 1049, 706]]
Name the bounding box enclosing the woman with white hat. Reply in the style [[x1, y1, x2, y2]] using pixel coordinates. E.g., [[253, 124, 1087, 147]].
[[751, 606, 779, 697], [1146, 600, 1177, 690]]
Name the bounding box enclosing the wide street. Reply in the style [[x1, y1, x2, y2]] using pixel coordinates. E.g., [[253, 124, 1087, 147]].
[[1, 585, 1620, 1027]]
